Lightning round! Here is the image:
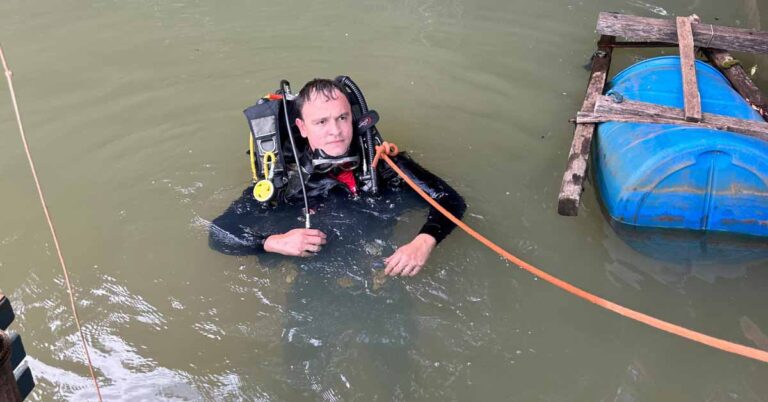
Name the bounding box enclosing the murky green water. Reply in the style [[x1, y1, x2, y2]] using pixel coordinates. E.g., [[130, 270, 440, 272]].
[[2, 0, 768, 400]]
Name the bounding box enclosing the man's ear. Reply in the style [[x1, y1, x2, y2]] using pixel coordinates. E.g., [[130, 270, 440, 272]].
[[295, 117, 308, 138]]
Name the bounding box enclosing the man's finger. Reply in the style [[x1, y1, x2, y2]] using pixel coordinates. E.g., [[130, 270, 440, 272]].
[[304, 235, 326, 245], [388, 258, 409, 276], [400, 264, 417, 277], [384, 254, 400, 275], [306, 229, 326, 238]]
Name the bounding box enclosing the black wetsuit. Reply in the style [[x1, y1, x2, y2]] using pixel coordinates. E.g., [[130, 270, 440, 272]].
[[208, 150, 466, 260], [208, 150, 465, 399]]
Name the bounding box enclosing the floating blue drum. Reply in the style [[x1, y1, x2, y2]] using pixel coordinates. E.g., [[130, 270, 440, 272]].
[[594, 56, 768, 237]]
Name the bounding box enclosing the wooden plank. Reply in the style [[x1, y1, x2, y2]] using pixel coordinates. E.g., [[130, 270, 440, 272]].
[[8, 333, 25, 371], [677, 16, 702, 122], [13, 362, 32, 401], [577, 112, 768, 141], [558, 35, 614, 216], [593, 95, 768, 134], [597, 12, 768, 54], [575, 95, 768, 141], [0, 296, 14, 332], [0, 332, 21, 402], [702, 48, 768, 120], [610, 41, 676, 48]]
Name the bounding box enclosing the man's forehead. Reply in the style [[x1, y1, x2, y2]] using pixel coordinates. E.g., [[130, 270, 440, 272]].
[[306, 88, 346, 104], [303, 90, 351, 116]]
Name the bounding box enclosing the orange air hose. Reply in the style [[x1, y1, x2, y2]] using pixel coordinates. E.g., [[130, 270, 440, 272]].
[[373, 141, 768, 364]]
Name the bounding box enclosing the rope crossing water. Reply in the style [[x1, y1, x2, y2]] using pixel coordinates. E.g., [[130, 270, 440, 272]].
[[373, 141, 768, 364], [0, 45, 104, 400]]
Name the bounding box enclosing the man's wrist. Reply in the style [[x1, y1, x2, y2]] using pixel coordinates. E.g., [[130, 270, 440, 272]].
[[415, 233, 437, 248], [263, 234, 279, 253]]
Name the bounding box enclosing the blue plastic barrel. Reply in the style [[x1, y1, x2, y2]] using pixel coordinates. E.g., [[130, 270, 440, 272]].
[[594, 56, 768, 237]]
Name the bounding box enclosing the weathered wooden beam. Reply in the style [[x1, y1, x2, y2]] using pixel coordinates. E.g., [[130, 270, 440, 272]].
[[13, 362, 32, 401], [575, 95, 768, 141], [677, 16, 702, 122], [702, 48, 768, 121], [610, 41, 676, 48], [577, 112, 768, 142], [8, 333, 25, 371], [558, 35, 614, 216], [0, 296, 34, 401], [597, 12, 768, 54], [0, 332, 22, 402]]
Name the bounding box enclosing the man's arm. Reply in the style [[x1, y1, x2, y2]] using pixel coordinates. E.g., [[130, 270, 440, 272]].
[[263, 229, 327, 257], [380, 153, 467, 276], [208, 186, 326, 257]]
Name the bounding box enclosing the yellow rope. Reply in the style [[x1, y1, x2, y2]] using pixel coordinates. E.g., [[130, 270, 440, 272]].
[[0, 44, 103, 401], [262, 151, 275, 180], [249, 134, 258, 181]]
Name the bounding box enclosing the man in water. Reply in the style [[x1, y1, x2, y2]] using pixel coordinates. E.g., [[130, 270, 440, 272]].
[[210, 78, 465, 276], [208, 78, 465, 399]]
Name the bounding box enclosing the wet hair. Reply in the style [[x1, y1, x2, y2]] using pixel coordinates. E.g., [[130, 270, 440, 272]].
[[294, 78, 348, 120]]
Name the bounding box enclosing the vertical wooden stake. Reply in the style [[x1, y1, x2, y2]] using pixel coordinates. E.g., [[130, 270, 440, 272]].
[[676, 16, 702, 122], [703, 48, 768, 121], [0, 332, 22, 402], [558, 35, 615, 216]]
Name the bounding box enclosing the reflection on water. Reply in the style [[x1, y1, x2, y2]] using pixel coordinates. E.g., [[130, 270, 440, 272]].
[[604, 221, 768, 288], [209, 183, 427, 400], [17, 273, 200, 400]]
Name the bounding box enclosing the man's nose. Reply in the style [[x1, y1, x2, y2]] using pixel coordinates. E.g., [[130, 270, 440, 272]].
[[329, 120, 343, 136]]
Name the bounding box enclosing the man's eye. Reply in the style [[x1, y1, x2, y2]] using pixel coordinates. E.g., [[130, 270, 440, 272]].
[[316, 120, 326, 125], [339, 115, 347, 121]]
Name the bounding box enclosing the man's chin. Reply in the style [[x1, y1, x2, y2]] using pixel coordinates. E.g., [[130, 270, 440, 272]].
[[321, 144, 351, 157]]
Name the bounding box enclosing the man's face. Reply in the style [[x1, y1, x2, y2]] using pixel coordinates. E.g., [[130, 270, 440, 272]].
[[295, 89, 354, 157]]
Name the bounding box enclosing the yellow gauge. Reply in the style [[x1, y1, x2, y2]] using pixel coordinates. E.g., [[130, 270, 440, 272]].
[[253, 179, 275, 202]]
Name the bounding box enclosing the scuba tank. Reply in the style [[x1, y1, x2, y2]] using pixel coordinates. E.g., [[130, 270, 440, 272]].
[[243, 91, 294, 200], [243, 76, 383, 203]]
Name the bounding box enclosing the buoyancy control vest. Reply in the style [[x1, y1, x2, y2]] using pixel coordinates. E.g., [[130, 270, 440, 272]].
[[243, 76, 384, 203]]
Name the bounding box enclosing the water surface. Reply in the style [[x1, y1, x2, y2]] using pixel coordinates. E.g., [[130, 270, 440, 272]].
[[1, 0, 768, 400]]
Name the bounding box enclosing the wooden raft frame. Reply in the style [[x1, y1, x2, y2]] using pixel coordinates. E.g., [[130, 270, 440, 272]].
[[558, 12, 768, 216], [0, 294, 34, 401]]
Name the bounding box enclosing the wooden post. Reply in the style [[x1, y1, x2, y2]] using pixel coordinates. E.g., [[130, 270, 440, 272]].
[[0, 332, 22, 402], [702, 48, 768, 121], [558, 35, 614, 216], [676, 16, 702, 122], [0, 294, 34, 401]]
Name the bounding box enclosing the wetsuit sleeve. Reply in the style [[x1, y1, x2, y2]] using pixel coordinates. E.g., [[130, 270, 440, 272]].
[[208, 187, 274, 255], [381, 153, 467, 244]]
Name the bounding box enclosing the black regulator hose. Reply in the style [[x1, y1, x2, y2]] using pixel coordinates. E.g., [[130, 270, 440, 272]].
[[280, 80, 311, 228], [336, 76, 379, 195]]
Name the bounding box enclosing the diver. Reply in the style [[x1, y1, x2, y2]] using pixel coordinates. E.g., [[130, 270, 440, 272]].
[[208, 77, 465, 399], [209, 77, 466, 277]]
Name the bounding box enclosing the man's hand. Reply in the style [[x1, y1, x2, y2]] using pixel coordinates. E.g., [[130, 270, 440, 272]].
[[384, 233, 437, 277], [264, 229, 327, 257]]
